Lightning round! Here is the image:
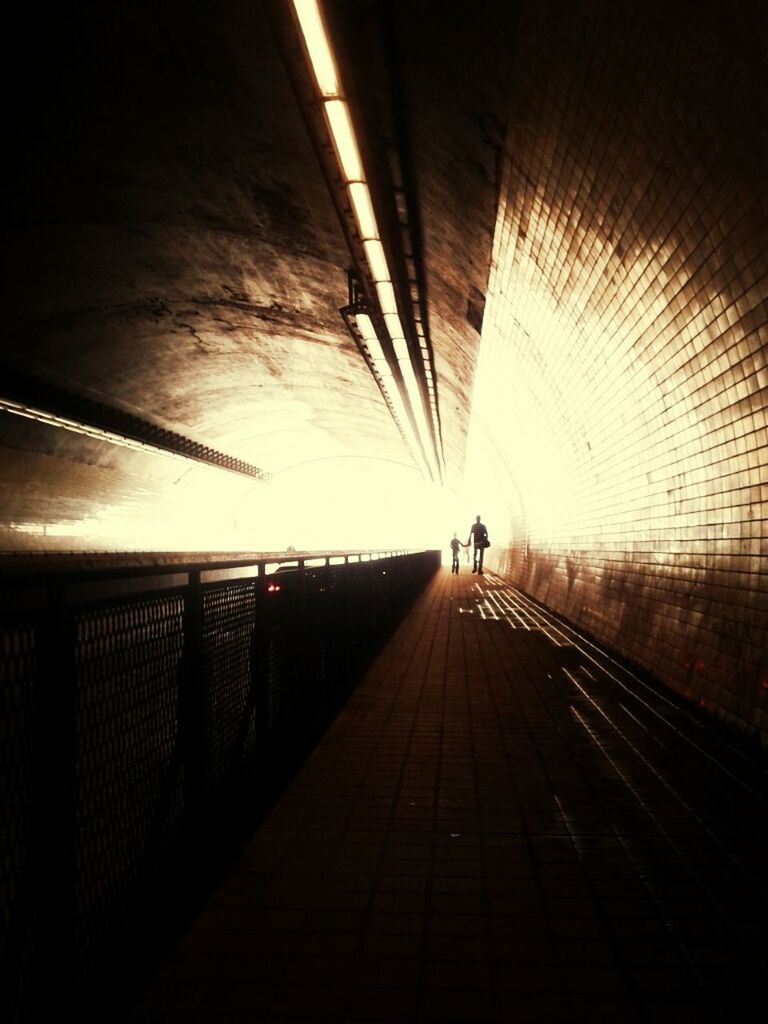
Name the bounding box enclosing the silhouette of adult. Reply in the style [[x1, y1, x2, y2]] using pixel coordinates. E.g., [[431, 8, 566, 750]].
[[449, 532, 463, 574], [467, 515, 489, 574]]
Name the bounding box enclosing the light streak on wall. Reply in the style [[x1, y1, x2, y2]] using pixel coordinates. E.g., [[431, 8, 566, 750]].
[[467, 3, 768, 740]]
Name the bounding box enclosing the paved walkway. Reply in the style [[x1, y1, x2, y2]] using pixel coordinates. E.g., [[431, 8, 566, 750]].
[[130, 568, 768, 1023]]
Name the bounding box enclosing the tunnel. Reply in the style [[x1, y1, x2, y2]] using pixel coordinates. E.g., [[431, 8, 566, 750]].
[[2, 1, 768, 1020]]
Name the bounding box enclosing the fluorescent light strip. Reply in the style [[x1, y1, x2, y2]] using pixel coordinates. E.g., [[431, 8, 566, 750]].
[[356, 314, 393, 378], [370, 306, 437, 479], [397, 365, 439, 479], [1, 397, 185, 462], [293, 0, 341, 96], [348, 182, 379, 239], [375, 281, 398, 316], [324, 100, 364, 181], [386, 390, 429, 475], [355, 314, 426, 471], [365, 341, 387, 368], [392, 337, 409, 361], [0, 396, 276, 483], [354, 311, 376, 339], [362, 239, 389, 282], [293, 0, 440, 481], [383, 312, 407, 339]]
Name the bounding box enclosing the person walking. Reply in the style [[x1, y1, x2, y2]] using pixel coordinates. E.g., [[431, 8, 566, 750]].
[[467, 515, 489, 574], [449, 532, 463, 574]]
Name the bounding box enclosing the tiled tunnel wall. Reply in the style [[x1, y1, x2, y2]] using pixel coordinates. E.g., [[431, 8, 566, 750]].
[[476, 1, 768, 741]]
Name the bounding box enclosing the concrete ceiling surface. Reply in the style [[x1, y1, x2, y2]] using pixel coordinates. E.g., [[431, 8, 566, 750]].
[[6, 4, 356, 506], [3, 0, 504, 548]]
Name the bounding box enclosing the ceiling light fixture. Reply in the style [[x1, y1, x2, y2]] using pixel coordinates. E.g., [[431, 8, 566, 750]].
[[348, 182, 379, 239], [340, 306, 430, 479], [291, 0, 340, 96], [0, 396, 272, 482], [323, 100, 364, 181], [292, 0, 441, 484]]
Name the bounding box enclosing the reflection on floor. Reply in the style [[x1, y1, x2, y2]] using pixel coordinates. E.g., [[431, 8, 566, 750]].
[[130, 568, 768, 1023]]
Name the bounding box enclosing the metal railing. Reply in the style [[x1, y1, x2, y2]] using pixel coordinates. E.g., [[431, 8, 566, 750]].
[[0, 548, 440, 1021]]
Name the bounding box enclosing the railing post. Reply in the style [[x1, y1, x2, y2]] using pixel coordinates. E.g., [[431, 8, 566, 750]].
[[180, 570, 205, 854], [252, 563, 271, 769], [298, 558, 307, 679], [34, 581, 78, 1013]]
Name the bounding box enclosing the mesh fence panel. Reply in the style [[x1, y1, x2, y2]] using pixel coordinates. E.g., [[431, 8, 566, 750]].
[[0, 550, 439, 1020], [0, 617, 38, 1022], [201, 581, 259, 794], [74, 594, 185, 983]]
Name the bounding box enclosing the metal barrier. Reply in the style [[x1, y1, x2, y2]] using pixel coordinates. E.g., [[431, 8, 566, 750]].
[[0, 548, 439, 1021]]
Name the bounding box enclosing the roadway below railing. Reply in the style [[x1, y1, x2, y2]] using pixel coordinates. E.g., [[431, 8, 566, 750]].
[[0, 548, 440, 1022]]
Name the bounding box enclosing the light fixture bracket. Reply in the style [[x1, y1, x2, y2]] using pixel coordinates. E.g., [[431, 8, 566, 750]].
[[346, 268, 368, 312]]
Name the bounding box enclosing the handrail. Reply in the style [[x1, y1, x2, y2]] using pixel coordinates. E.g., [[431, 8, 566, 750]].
[[0, 547, 420, 581], [0, 547, 440, 1023]]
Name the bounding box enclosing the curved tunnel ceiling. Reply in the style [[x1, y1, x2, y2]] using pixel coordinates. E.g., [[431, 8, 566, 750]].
[[3, 0, 508, 550], [3, 2, 767, 569]]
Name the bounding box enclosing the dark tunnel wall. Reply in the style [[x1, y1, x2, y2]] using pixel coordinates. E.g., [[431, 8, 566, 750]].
[[477, 1, 768, 741]]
